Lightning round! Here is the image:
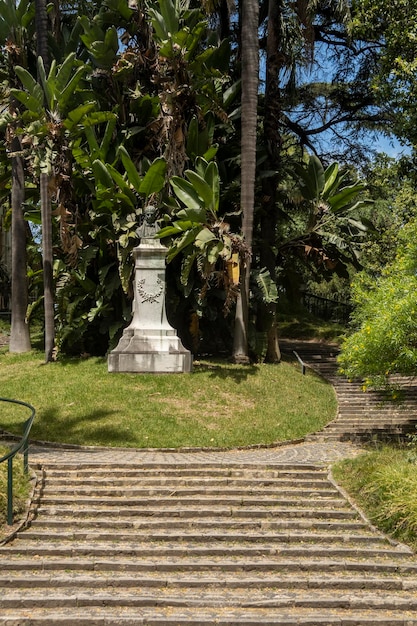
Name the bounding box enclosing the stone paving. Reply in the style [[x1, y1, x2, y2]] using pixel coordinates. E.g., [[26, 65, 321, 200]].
[[28, 439, 363, 467]]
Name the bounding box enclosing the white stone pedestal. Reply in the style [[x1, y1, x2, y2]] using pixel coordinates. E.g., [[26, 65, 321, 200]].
[[108, 238, 192, 373]]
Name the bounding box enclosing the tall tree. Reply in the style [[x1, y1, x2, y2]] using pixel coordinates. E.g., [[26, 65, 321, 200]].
[[232, 0, 259, 362], [2, 0, 32, 352], [349, 0, 417, 150], [9, 135, 31, 352], [35, 0, 55, 362], [256, 0, 284, 363]]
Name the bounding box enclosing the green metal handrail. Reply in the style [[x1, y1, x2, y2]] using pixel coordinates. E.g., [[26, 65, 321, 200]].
[[0, 398, 36, 525]]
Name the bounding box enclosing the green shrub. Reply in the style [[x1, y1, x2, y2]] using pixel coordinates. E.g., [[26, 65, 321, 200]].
[[333, 446, 417, 549]]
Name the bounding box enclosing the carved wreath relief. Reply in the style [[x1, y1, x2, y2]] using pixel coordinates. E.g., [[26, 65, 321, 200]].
[[137, 278, 164, 303]]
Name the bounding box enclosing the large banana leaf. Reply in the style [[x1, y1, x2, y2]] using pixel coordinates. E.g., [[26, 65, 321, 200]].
[[12, 66, 43, 113], [92, 159, 113, 189], [171, 176, 204, 210], [195, 227, 217, 248], [166, 226, 203, 263], [296, 154, 325, 200], [322, 162, 339, 198], [156, 0, 179, 37], [118, 146, 142, 191], [253, 268, 278, 304], [176, 206, 207, 222], [328, 182, 365, 213], [139, 158, 167, 196], [185, 170, 215, 210], [204, 161, 220, 212]]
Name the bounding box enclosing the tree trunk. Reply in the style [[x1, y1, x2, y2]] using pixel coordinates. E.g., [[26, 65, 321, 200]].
[[35, 0, 49, 71], [9, 136, 31, 353], [232, 0, 259, 362], [257, 0, 284, 363], [36, 0, 55, 361], [41, 172, 54, 362]]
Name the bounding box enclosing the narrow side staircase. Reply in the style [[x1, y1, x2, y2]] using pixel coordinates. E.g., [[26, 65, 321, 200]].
[[2, 461, 417, 624], [282, 339, 417, 443]]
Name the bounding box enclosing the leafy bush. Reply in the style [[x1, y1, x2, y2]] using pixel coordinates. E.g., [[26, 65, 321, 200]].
[[338, 219, 417, 388]]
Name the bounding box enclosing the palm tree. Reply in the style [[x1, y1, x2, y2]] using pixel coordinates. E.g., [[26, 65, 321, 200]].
[[9, 135, 31, 353], [35, 0, 55, 362], [1, 0, 32, 352], [232, 0, 259, 363], [257, 0, 284, 363]]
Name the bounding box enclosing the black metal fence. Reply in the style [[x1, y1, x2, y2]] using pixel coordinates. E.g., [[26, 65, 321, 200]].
[[301, 292, 352, 324]]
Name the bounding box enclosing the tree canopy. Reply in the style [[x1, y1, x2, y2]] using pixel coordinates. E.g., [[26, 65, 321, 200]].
[[0, 0, 416, 363]]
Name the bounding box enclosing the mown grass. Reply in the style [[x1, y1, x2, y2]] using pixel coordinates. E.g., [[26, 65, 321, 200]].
[[0, 347, 336, 449], [333, 445, 417, 550]]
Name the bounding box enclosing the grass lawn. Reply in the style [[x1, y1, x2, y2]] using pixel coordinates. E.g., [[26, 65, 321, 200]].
[[333, 445, 417, 551], [0, 347, 336, 449]]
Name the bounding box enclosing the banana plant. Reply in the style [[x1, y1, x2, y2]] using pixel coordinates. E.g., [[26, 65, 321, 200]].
[[296, 154, 372, 214], [90, 148, 167, 292], [78, 15, 119, 70], [90, 148, 167, 218], [0, 0, 34, 51], [290, 154, 375, 272], [10, 54, 93, 174], [156, 157, 246, 304]]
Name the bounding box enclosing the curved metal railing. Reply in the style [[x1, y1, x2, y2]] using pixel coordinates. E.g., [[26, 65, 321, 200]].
[[0, 398, 36, 525]]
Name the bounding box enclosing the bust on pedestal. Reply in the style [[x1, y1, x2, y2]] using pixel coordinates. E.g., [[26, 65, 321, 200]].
[[108, 206, 192, 373]]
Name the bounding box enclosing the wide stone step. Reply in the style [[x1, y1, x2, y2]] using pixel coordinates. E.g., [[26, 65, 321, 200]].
[[4, 571, 417, 590], [41, 486, 338, 498], [333, 414, 417, 421], [322, 423, 412, 431], [28, 517, 370, 532], [37, 494, 348, 507], [2, 556, 416, 574], [41, 462, 325, 474], [3, 587, 417, 611], [19, 529, 384, 544], [2, 606, 417, 625], [2, 542, 408, 559], [45, 476, 331, 488], [33, 505, 361, 519]]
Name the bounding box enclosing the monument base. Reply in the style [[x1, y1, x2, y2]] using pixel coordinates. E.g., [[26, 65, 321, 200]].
[[107, 229, 192, 374], [108, 328, 192, 373]]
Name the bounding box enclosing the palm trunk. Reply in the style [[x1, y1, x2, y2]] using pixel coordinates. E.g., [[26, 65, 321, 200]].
[[257, 0, 284, 363], [35, 0, 49, 70], [36, 0, 54, 361], [41, 171, 54, 362], [9, 137, 31, 353], [232, 0, 259, 362]]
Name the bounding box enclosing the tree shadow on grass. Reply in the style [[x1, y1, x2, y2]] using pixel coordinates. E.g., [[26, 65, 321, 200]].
[[192, 361, 259, 383], [43, 356, 107, 368], [29, 406, 137, 447]]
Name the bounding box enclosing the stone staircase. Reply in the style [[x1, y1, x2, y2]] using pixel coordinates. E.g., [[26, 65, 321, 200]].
[[282, 339, 417, 443], [2, 461, 417, 624], [3, 340, 417, 624]]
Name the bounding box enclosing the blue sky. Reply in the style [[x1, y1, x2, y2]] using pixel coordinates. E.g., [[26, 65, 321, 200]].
[[372, 134, 411, 158]]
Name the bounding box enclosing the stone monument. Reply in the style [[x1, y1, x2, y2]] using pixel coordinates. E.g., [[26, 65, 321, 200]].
[[108, 205, 192, 373]]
